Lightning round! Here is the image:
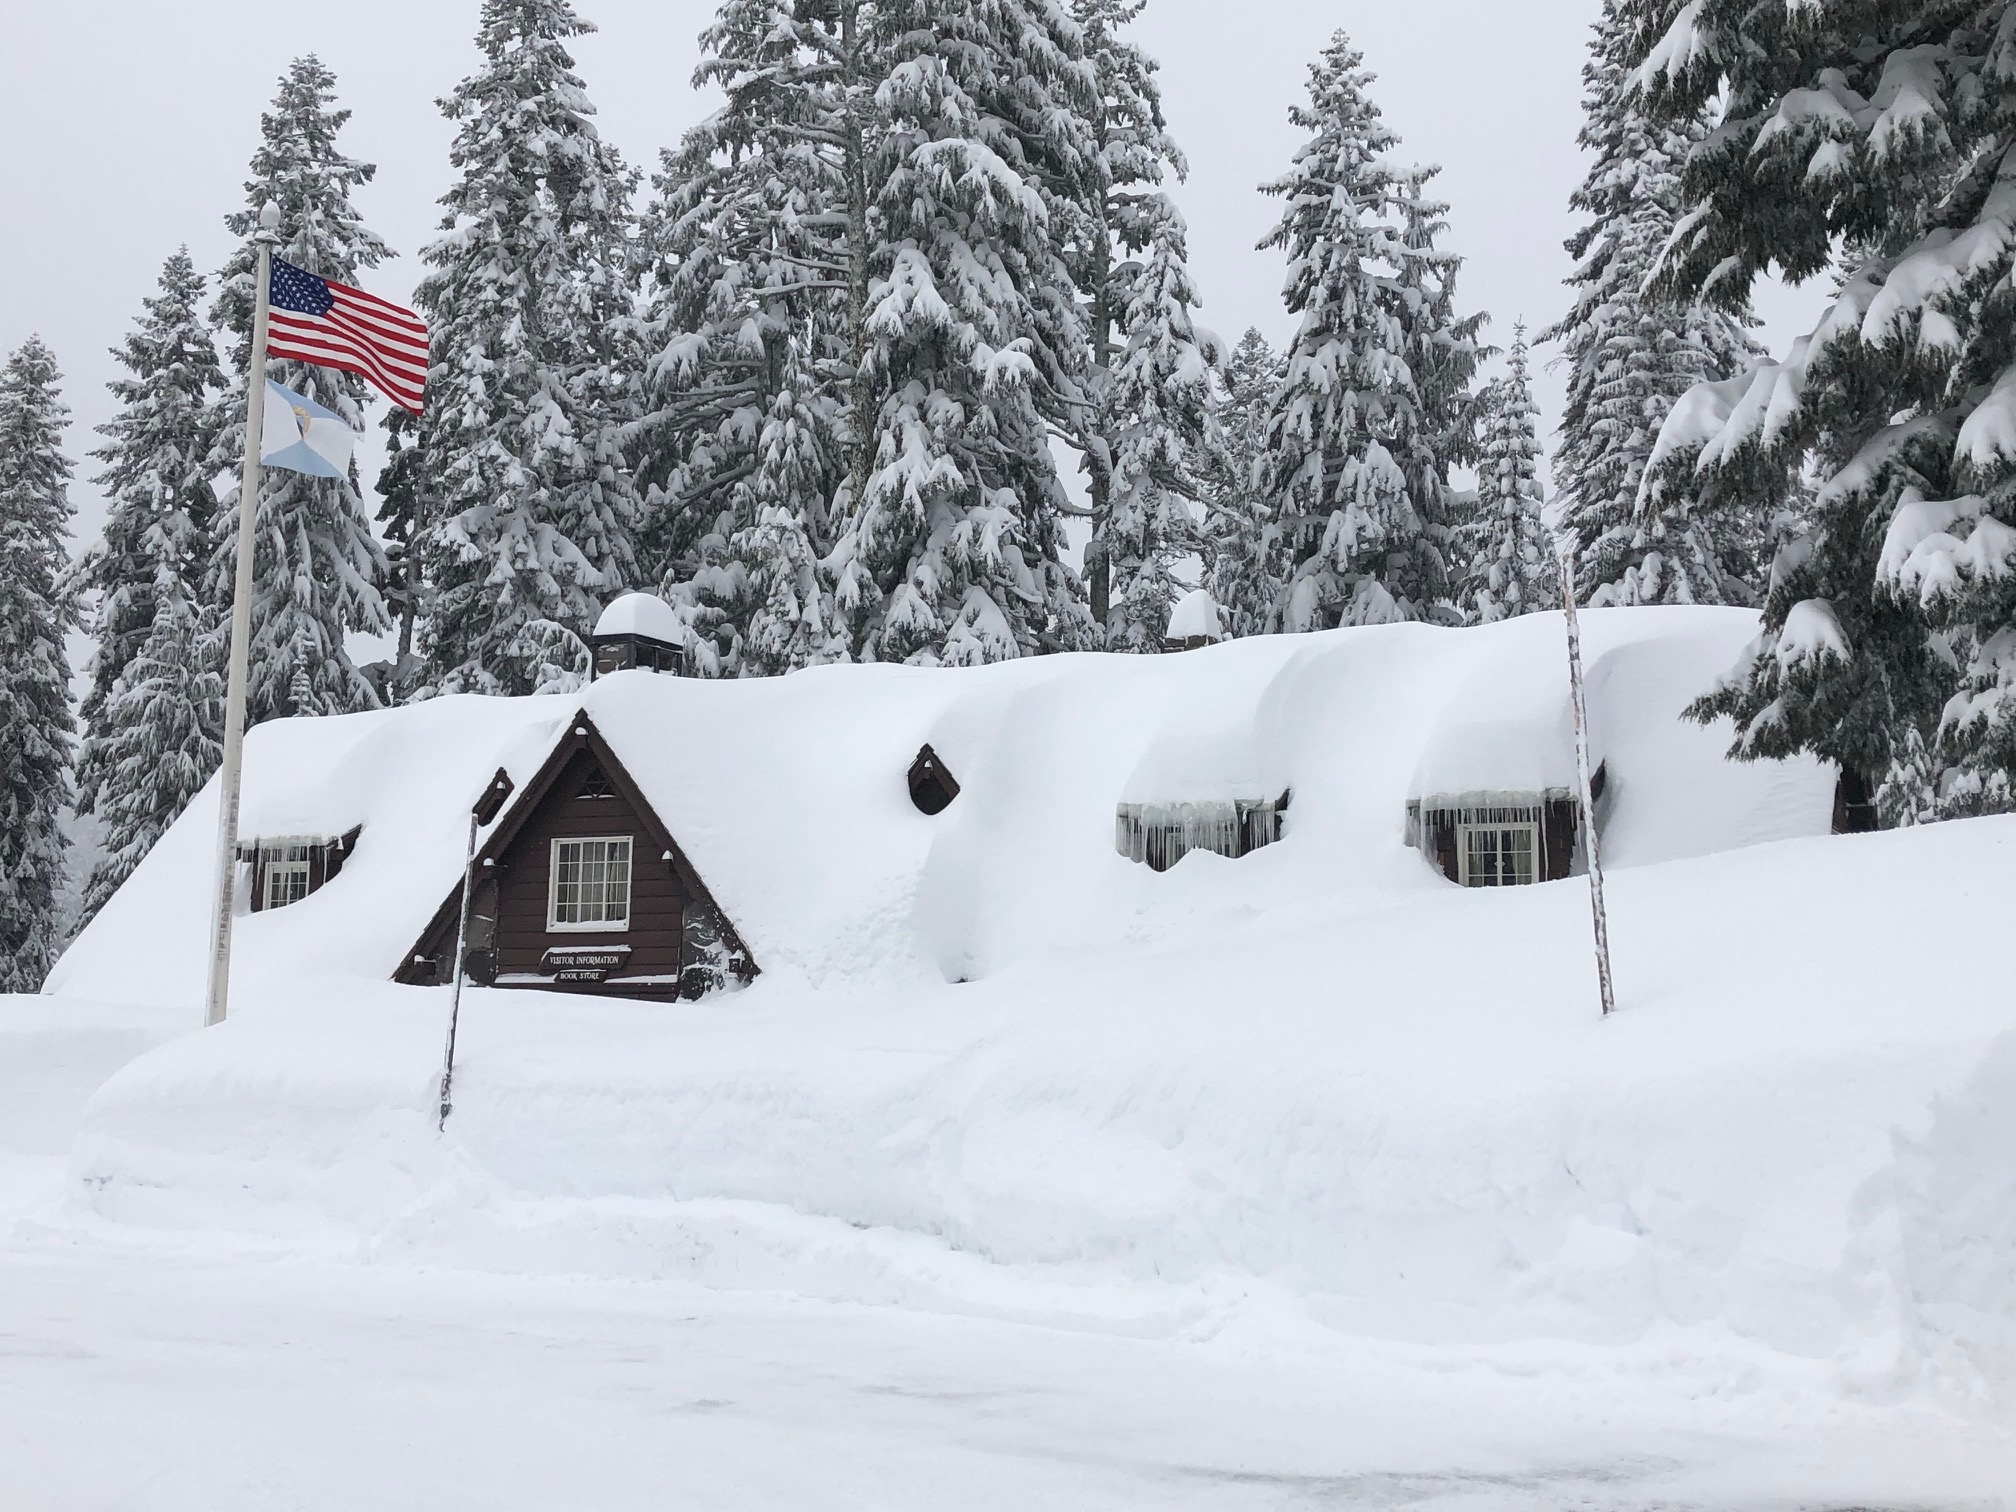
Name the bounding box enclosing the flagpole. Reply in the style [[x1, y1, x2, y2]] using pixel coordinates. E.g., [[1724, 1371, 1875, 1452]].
[[1559, 548, 1616, 1018], [205, 204, 279, 1029]]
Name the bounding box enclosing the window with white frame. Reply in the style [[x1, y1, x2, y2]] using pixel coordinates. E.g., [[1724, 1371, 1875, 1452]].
[[263, 842, 313, 910], [1458, 822, 1538, 888], [548, 836, 633, 931]]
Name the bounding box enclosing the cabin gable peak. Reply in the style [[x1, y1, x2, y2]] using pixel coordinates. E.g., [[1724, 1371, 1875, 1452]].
[[396, 710, 755, 1001]]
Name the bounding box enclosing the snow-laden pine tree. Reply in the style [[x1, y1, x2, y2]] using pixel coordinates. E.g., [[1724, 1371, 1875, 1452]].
[[829, 0, 1104, 664], [633, 0, 864, 676], [210, 56, 392, 722], [75, 248, 226, 828], [411, 0, 642, 696], [827, 4, 1100, 663], [1072, 0, 1220, 651], [1255, 32, 1483, 632], [1543, 0, 1757, 609], [1625, 0, 2016, 817], [1456, 326, 1555, 622], [81, 575, 223, 919], [1395, 166, 1489, 560], [1202, 327, 1282, 638], [0, 338, 79, 991]]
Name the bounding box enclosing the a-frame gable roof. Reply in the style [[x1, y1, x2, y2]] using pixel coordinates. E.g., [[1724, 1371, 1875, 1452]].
[[397, 709, 756, 983]]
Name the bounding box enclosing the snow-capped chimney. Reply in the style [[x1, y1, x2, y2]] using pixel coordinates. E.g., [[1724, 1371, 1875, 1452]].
[[1164, 588, 1226, 653], [590, 593, 687, 679]]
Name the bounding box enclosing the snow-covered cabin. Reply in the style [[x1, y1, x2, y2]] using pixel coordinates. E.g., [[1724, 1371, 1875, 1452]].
[[51, 608, 1840, 1009]]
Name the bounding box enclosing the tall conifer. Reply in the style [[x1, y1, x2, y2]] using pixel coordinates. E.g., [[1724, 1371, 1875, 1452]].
[[76, 248, 226, 823], [829, 0, 1104, 664], [1623, 0, 2016, 815], [1457, 326, 1555, 622], [0, 338, 79, 990], [1543, 0, 1757, 609], [1203, 327, 1283, 638], [1255, 32, 1482, 632], [411, 0, 643, 696], [211, 56, 392, 722], [634, 0, 864, 675], [1072, 0, 1219, 651]]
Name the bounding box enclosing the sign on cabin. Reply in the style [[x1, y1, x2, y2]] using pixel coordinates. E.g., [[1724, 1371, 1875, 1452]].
[[541, 945, 632, 983]]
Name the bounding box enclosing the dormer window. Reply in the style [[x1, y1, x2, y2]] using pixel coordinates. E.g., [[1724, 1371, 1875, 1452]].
[[238, 827, 362, 912], [264, 843, 314, 908]]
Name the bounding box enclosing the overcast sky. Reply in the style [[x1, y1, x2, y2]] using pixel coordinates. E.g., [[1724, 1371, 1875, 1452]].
[[3, 0, 1819, 549]]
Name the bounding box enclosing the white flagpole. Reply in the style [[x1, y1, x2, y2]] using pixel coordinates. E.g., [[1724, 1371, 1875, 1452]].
[[204, 205, 280, 1028], [1559, 549, 1617, 1018]]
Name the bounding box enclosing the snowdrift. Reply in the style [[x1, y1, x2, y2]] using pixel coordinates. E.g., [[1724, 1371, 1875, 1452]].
[[26, 610, 2016, 1410]]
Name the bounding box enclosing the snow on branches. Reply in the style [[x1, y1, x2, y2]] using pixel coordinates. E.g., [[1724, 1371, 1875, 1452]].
[[1255, 31, 1483, 632], [1628, 0, 2016, 814]]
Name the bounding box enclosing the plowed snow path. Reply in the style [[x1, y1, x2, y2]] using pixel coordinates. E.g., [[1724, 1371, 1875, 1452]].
[[0, 1236, 2005, 1510]]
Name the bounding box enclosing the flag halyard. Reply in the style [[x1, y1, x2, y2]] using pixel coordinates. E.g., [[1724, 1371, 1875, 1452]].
[[267, 256, 428, 414]]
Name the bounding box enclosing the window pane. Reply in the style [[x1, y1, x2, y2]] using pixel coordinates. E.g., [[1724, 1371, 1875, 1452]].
[[1462, 825, 1537, 888], [552, 837, 632, 927]]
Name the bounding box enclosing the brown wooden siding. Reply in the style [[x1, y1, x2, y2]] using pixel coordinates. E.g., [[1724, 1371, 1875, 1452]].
[[395, 712, 757, 1002], [487, 747, 689, 997]]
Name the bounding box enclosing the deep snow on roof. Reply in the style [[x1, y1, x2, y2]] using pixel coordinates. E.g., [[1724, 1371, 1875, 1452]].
[[49, 608, 1835, 1009]]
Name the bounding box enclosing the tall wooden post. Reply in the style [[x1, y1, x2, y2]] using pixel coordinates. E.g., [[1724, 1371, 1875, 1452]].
[[204, 205, 279, 1028], [1560, 552, 1617, 1017], [439, 768, 514, 1131]]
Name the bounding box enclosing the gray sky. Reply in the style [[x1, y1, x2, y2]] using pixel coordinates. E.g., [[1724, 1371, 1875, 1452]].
[[3, 0, 1818, 550]]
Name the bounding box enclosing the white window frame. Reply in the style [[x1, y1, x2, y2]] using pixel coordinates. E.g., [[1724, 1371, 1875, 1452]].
[[1456, 821, 1540, 888], [547, 835, 634, 933], [262, 842, 314, 910]]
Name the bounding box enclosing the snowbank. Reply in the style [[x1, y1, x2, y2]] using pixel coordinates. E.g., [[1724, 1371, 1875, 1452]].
[[49, 816, 2016, 1413]]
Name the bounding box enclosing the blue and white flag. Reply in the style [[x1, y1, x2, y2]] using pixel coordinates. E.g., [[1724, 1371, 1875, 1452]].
[[261, 379, 357, 479]]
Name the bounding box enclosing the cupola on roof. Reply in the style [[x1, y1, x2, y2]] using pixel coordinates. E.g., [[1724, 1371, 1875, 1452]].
[[593, 592, 683, 645]]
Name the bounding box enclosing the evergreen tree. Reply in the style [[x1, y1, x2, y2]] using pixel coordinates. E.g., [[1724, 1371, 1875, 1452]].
[[76, 248, 226, 822], [1394, 166, 1490, 570], [1255, 32, 1483, 633], [411, 0, 643, 696], [1202, 327, 1282, 638], [828, 0, 1104, 664], [210, 56, 392, 722], [374, 405, 424, 689], [1072, 0, 1220, 651], [1623, 0, 2016, 815], [1457, 326, 1555, 622], [81, 576, 223, 918], [634, 0, 863, 676], [0, 338, 78, 991], [1543, 1, 1757, 609]]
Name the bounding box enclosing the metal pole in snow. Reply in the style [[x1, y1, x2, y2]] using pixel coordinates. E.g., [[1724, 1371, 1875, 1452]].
[[1560, 551, 1617, 1018], [203, 206, 279, 1029], [438, 811, 481, 1131]]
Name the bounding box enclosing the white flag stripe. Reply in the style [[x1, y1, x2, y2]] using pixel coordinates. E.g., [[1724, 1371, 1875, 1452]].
[[316, 298, 430, 354], [268, 325, 425, 409]]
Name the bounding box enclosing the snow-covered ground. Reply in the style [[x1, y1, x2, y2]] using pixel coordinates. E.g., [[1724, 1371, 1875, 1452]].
[[6, 613, 2016, 1506]]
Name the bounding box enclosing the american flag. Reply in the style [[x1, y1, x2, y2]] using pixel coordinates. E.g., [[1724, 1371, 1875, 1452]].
[[267, 256, 428, 415]]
